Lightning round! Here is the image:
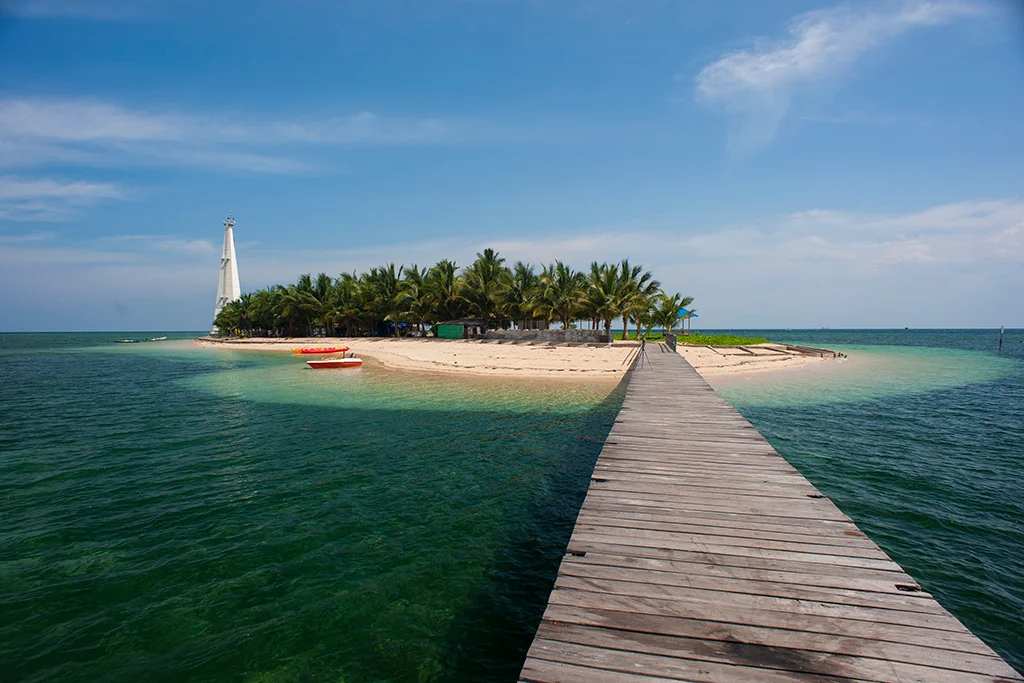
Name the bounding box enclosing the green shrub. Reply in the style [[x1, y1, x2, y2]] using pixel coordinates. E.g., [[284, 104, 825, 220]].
[[676, 332, 769, 346]]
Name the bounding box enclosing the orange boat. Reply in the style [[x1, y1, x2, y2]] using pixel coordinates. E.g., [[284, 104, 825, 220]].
[[292, 346, 349, 354], [306, 356, 363, 369]]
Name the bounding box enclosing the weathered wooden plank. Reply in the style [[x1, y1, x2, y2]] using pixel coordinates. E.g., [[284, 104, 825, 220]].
[[542, 605, 1016, 676], [551, 576, 966, 631], [547, 590, 992, 654], [578, 502, 861, 533], [573, 518, 879, 552], [560, 553, 919, 595], [586, 479, 825, 500], [573, 524, 892, 560], [519, 353, 1023, 681], [557, 561, 944, 613], [573, 509, 875, 544], [561, 542, 919, 584], [581, 492, 855, 521], [590, 468, 817, 484], [536, 622, 1018, 683], [526, 639, 876, 683]]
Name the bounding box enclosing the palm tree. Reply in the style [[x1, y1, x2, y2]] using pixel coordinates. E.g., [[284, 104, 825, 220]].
[[213, 298, 244, 336], [462, 248, 510, 328], [249, 287, 279, 336], [630, 288, 656, 336], [212, 252, 679, 342], [586, 262, 621, 339], [503, 261, 539, 329], [327, 272, 364, 336], [400, 264, 436, 334], [652, 292, 694, 335], [616, 259, 660, 341], [537, 261, 586, 330], [364, 263, 404, 336], [427, 259, 462, 321], [311, 272, 334, 335], [277, 283, 319, 336], [236, 292, 254, 335]]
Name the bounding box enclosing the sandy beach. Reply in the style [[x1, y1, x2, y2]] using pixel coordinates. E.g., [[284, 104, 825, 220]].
[[675, 342, 832, 376], [197, 337, 831, 380]]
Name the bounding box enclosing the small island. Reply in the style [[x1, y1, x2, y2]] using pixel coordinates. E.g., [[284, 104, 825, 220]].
[[205, 249, 828, 379]]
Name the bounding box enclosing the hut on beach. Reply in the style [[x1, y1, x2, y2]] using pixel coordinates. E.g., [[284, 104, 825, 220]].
[[436, 318, 486, 339], [678, 308, 698, 335]]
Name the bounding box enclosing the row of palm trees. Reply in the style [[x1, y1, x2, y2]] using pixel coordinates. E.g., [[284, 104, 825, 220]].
[[212, 249, 695, 339]]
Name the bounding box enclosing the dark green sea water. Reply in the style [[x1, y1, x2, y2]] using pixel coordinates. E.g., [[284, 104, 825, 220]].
[[1, 329, 1022, 680]]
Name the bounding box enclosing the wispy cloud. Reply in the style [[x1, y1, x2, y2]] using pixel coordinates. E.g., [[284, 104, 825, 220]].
[[151, 148, 316, 174], [695, 1, 987, 153], [0, 99, 181, 141], [0, 231, 54, 243], [0, 97, 460, 175], [788, 199, 1024, 234], [0, 175, 122, 220]]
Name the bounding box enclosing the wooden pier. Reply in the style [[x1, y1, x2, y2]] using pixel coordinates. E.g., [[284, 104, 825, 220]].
[[519, 348, 1022, 682]]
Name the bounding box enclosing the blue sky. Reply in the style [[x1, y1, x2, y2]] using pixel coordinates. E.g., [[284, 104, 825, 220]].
[[1, 0, 1022, 331]]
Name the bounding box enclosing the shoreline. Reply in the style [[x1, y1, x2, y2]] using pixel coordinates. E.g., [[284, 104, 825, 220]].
[[197, 337, 833, 380]]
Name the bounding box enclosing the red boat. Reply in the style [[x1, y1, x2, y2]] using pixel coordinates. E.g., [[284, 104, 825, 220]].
[[306, 356, 363, 369], [292, 346, 349, 354]]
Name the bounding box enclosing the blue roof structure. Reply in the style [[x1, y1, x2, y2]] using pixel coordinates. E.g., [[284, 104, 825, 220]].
[[678, 308, 699, 318]]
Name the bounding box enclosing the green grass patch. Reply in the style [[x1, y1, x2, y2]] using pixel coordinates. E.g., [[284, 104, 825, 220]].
[[614, 332, 770, 345], [675, 332, 770, 346]]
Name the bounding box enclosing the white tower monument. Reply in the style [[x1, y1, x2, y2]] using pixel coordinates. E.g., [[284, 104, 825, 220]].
[[211, 213, 241, 334]]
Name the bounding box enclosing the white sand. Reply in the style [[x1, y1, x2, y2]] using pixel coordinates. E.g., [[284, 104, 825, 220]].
[[197, 337, 830, 380], [676, 343, 831, 376]]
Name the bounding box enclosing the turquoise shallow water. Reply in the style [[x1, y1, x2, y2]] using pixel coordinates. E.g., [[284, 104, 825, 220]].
[[1, 329, 1022, 679]]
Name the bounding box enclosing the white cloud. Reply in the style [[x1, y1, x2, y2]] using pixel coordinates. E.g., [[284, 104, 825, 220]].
[[0, 99, 181, 141], [786, 199, 1024, 243], [0, 231, 55, 243], [0, 97, 460, 175], [0, 176, 121, 201], [0, 175, 123, 221], [261, 112, 452, 145], [2, 198, 1021, 330], [695, 1, 987, 152], [151, 148, 316, 174]]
